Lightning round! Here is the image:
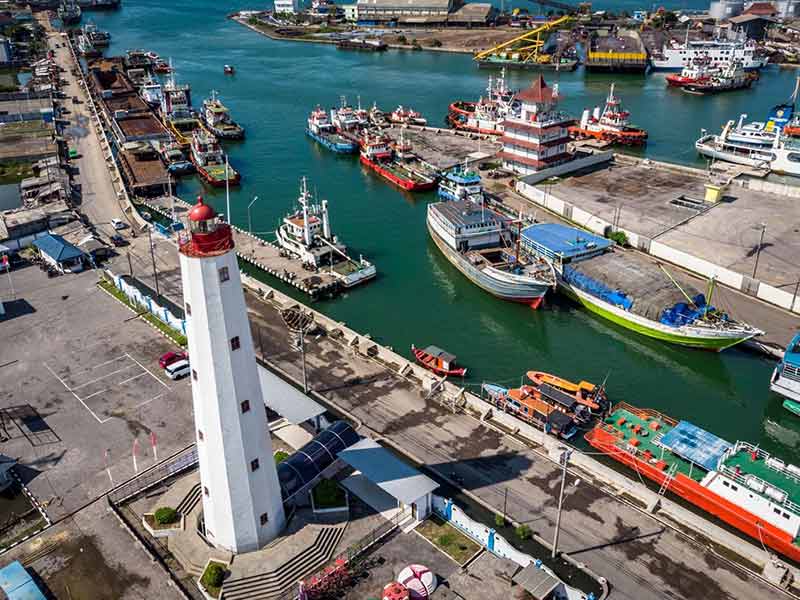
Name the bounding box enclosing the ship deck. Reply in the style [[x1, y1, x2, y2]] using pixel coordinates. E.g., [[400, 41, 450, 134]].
[[603, 407, 705, 482], [723, 450, 800, 508]]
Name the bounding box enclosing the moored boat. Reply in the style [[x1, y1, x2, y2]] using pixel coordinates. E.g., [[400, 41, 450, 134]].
[[784, 399, 800, 417], [359, 133, 436, 192], [411, 345, 467, 377], [526, 371, 608, 413], [437, 166, 483, 203], [682, 61, 758, 95], [771, 332, 800, 404], [427, 191, 555, 305], [447, 70, 519, 136], [140, 75, 162, 107], [189, 129, 240, 187], [521, 222, 762, 350], [388, 105, 427, 126], [586, 402, 800, 563], [306, 106, 357, 154], [665, 56, 715, 88], [200, 91, 245, 140], [160, 69, 198, 148], [159, 141, 194, 175], [569, 83, 647, 146], [482, 383, 578, 439]]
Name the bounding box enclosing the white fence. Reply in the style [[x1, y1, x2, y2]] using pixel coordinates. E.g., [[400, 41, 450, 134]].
[[106, 269, 186, 337]]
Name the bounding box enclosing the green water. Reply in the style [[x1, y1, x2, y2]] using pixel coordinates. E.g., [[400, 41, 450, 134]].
[[89, 2, 800, 464]]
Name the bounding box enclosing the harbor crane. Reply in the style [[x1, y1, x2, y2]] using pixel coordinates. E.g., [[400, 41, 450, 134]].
[[474, 15, 573, 66]]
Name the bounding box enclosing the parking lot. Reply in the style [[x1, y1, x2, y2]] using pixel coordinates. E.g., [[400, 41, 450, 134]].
[[0, 266, 196, 519]]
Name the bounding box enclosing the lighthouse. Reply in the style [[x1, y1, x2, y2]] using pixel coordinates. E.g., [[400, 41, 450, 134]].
[[178, 197, 285, 553]]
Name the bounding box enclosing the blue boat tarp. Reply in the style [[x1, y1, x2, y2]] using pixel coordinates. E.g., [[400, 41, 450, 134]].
[[659, 421, 732, 472], [521, 223, 612, 262], [563, 265, 633, 311], [0, 561, 46, 600], [659, 294, 720, 328]]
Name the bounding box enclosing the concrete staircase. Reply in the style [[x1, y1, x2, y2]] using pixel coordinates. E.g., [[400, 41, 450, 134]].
[[220, 525, 345, 600], [176, 482, 202, 516]]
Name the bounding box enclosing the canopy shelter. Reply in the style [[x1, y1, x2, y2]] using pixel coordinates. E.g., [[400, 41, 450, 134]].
[[257, 364, 325, 427], [512, 564, 560, 600], [659, 421, 732, 472], [338, 438, 438, 520]]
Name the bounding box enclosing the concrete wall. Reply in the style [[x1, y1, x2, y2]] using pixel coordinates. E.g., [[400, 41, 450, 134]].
[[515, 180, 800, 316], [107, 270, 187, 335]]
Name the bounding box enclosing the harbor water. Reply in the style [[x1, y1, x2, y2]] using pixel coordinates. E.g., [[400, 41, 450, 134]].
[[89, 1, 799, 466]]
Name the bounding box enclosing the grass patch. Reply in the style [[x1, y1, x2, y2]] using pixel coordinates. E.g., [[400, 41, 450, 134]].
[[199, 561, 226, 599], [0, 517, 46, 549], [98, 279, 187, 347], [311, 479, 347, 510], [416, 515, 480, 564], [0, 160, 34, 184], [273, 450, 289, 464], [143, 512, 181, 531]]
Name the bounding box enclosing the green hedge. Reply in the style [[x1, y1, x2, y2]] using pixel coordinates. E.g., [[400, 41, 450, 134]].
[[154, 506, 178, 525]]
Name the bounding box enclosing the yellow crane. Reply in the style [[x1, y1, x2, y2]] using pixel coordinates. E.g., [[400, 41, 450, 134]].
[[474, 15, 572, 66]]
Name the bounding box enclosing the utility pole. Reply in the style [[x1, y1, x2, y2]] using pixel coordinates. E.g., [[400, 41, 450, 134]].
[[248, 195, 259, 234], [503, 487, 508, 524], [552, 448, 573, 559], [793, 276, 800, 313], [146, 226, 160, 298], [752, 222, 767, 279], [299, 328, 308, 394]]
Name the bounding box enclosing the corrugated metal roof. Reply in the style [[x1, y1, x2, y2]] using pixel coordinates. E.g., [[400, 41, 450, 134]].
[[32, 233, 84, 262], [337, 438, 439, 505], [0, 562, 46, 600], [511, 564, 560, 600], [521, 223, 612, 260]]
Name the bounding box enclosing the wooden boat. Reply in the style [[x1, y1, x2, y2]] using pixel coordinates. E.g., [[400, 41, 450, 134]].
[[411, 345, 466, 377], [483, 384, 578, 439], [526, 371, 607, 412], [783, 399, 800, 417]]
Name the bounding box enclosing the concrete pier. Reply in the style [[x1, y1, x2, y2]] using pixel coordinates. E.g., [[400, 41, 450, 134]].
[[383, 124, 500, 171], [140, 195, 343, 298]]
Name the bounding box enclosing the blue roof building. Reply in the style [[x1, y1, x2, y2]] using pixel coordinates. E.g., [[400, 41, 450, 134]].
[[32, 233, 84, 273], [521, 223, 612, 264], [0, 561, 47, 600]]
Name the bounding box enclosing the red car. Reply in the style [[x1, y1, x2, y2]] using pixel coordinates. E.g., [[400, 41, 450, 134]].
[[159, 351, 188, 369]]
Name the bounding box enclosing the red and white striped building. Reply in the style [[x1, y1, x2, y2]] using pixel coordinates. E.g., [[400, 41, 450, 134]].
[[500, 75, 573, 176]]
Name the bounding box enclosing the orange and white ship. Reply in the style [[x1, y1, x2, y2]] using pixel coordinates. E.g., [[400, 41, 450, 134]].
[[586, 402, 800, 563], [447, 69, 520, 136], [665, 56, 715, 88], [569, 83, 647, 146], [388, 105, 427, 126]]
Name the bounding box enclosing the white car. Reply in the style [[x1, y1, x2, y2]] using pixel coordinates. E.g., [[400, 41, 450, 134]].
[[164, 359, 190, 380], [111, 218, 126, 230]]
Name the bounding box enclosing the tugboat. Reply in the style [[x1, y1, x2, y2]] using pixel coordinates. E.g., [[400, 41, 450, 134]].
[[276, 178, 376, 288], [224, 64, 235, 75], [359, 133, 436, 192], [154, 59, 172, 74], [159, 141, 194, 176], [682, 61, 758, 95], [586, 402, 800, 563], [189, 130, 240, 187], [388, 105, 427, 126], [665, 56, 715, 88], [330, 97, 361, 139], [84, 22, 110, 47], [306, 106, 357, 153], [438, 164, 484, 202], [569, 83, 647, 146], [200, 91, 245, 140], [411, 345, 467, 377], [160, 69, 198, 147], [448, 69, 520, 136], [77, 32, 100, 57], [482, 383, 579, 439]]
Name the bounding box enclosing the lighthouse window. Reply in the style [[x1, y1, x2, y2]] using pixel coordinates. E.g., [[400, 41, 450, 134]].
[[186, 302, 191, 316], [219, 266, 230, 283], [251, 458, 260, 472], [192, 369, 198, 381], [260, 512, 269, 526], [230, 336, 241, 351], [241, 400, 251, 413], [203, 486, 209, 496], [198, 430, 204, 441]]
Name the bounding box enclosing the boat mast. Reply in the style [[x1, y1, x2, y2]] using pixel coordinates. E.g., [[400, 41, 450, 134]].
[[658, 263, 697, 308], [704, 276, 717, 318], [515, 209, 523, 265]]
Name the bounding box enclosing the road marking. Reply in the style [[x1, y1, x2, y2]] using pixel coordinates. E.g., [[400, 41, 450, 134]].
[[135, 393, 164, 409], [82, 388, 108, 401], [44, 362, 109, 424], [68, 354, 127, 377], [126, 353, 169, 389], [117, 371, 148, 386], [71, 364, 135, 391]]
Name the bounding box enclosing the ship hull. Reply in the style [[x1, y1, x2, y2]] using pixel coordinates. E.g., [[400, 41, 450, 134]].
[[586, 426, 800, 563], [427, 219, 549, 303], [190, 154, 241, 188], [202, 117, 245, 140], [477, 59, 578, 72], [306, 129, 357, 154], [560, 280, 755, 351], [360, 155, 436, 192]]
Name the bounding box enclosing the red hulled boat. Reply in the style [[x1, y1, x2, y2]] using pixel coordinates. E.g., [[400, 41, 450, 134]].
[[359, 133, 437, 192], [411, 344, 467, 377]]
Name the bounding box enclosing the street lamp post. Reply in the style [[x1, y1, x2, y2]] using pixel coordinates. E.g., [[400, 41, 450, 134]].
[[752, 222, 767, 279], [146, 226, 160, 298], [248, 195, 259, 234], [280, 308, 315, 395], [552, 448, 573, 559]]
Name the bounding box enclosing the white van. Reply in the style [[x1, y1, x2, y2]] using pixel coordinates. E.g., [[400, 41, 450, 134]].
[[111, 218, 126, 230], [165, 359, 190, 380]]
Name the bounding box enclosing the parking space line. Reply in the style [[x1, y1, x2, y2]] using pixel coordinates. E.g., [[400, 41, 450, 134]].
[[44, 362, 110, 425], [71, 364, 135, 391], [126, 353, 169, 389], [117, 371, 148, 386], [135, 393, 164, 408], [68, 353, 127, 377], [82, 388, 108, 401]]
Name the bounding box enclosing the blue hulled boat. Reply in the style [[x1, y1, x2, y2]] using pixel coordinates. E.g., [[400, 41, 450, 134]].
[[306, 106, 357, 154]]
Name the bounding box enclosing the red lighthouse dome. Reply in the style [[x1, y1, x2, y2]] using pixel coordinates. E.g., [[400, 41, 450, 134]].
[[188, 196, 217, 222], [179, 196, 235, 257]]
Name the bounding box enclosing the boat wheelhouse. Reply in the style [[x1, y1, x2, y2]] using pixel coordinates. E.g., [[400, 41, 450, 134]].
[[201, 91, 245, 140], [652, 36, 767, 71], [306, 106, 357, 154], [190, 130, 240, 187], [772, 333, 800, 403]]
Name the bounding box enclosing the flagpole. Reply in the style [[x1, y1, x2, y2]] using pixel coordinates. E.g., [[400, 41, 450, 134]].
[[225, 155, 231, 225]]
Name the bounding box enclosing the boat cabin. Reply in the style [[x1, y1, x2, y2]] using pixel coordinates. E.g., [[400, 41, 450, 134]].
[[422, 346, 457, 371], [428, 199, 510, 253], [521, 222, 612, 268], [439, 169, 484, 203]]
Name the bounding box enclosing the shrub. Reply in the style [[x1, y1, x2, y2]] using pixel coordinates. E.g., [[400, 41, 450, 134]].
[[274, 450, 289, 463], [430, 38, 442, 47], [397, 34, 407, 44], [411, 39, 422, 50], [154, 506, 179, 525], [608, 230, 629, 247], [201, 563, 225, 590], [494, 513, 506, 528], [515, 524, 532, 540]]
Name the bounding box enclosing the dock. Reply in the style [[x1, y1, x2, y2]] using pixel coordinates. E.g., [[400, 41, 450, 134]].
[[382, 124, 501, 171], [139, 195, 347, 298]]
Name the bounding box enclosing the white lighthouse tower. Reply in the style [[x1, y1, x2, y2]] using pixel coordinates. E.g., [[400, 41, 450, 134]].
[[178, 197, 285, 553]]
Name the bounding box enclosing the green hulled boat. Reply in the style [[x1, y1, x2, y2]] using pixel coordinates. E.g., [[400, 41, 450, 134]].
[[784, 399, 800, 417], [521, 223, 762, 351]]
